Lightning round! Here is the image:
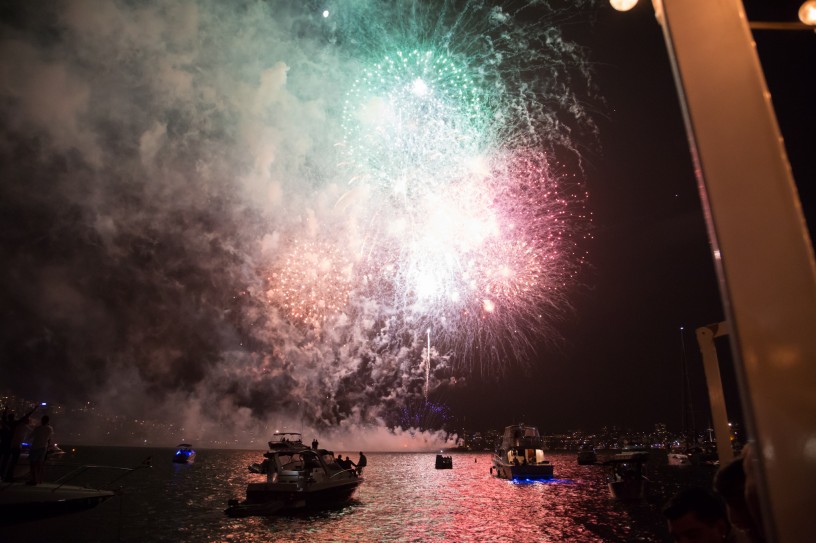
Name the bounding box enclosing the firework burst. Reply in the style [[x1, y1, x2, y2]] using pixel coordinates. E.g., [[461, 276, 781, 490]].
[[332, 1, 593, 370], [265, 239, 354, 329]]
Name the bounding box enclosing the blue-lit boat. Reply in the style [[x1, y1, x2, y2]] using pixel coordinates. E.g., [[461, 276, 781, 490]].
[[491, 424, 554, 480], [172, 444, 196, 464]]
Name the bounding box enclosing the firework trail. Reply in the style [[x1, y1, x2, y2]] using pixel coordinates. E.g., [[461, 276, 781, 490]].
[[0, 0, 594, 439]]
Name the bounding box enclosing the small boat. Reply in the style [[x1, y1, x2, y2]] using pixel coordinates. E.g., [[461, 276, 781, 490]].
[[577, 443, 597, 465], [435, 454, 453, 469], [605, 451, 649, 500], [267, 432, 305, 450], [0, 459, 150, 524], [667, 449, 691, 466], [172, 444, 196, 464], [225, 438, 362, 517], [47, 444, 66, 458], [491, 423, 554, 480]]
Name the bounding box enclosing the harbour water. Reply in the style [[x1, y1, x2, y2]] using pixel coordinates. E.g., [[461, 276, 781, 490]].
[[2, 447, 718, 542]]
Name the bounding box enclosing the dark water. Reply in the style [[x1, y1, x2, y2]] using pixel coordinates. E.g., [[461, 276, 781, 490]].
[[2, 447, 718, 542]]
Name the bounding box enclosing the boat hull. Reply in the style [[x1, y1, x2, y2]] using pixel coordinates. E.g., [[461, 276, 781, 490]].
[[0, 482, 115, 524], [226, 478, 362, 517], [608, 479, 647, 501], [492, 459, 554, 480], [577, 451, 597, 465]]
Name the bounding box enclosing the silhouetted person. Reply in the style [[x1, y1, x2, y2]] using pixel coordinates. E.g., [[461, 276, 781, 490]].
[[721, 444, 767, 543], [336, 454, 348, 469], [356, 452, 367, 475], [311, 438, 318, 450], [0, 409, 14, 479], [663, 487, 740, 543], [27, 415, 53, 485], [3, 405, 37, 482], [345, 456, 356, 471]]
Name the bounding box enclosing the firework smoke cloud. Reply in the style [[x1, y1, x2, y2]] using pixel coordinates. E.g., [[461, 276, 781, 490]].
[[0, 0, 594, 445]]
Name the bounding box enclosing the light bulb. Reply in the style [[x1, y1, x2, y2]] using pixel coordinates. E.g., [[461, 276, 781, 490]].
[[610, 0, 639, 12], [799, 1, 816, 25]]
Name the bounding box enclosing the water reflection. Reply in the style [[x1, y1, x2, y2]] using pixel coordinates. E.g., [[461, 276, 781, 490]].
[[4, 447, 717, 542]]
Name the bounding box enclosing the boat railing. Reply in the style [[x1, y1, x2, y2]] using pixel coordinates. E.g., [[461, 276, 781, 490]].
[[328, 468, 358, 480], [51, 457, 153, 492]]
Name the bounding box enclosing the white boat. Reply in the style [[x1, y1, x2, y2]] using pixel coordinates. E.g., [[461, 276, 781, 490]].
[[225, 436, 363, 517], [667, 450, 691, 466], [0, 481, 115, 523], [0, 460, 150, 524], [490, 424, 554, 480], [605, 451, 649, 500]]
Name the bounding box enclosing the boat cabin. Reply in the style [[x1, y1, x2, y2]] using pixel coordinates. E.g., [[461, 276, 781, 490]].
[[500, 424, 548, 465], [261, 449, 350, 485]]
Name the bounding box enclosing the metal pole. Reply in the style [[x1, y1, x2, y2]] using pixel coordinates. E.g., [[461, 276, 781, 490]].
[[695, 322, 734, 466], [652, 1, 816, 541]]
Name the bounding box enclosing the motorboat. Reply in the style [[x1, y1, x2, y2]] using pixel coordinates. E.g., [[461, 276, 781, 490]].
[[0, 459, 150, 524], [172, 444, 196, 464], [435, 454, 453, 469], [491, 423, 554, 480], [667, 449, 691, 467], [0, 481, 115, 523], [225, 439, 363, 517], [47, 443, 66, 458], [577, 443, 598, 465], [268, 432, 306, 450], [605, 451, 649, 500]]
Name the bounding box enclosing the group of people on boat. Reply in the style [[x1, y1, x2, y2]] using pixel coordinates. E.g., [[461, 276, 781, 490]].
[[336, 452, 366, 475], [0, 404, 53, 484]]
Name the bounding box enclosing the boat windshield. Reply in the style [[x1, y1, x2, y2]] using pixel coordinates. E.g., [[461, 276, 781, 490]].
[[275, 451, 323, 472]]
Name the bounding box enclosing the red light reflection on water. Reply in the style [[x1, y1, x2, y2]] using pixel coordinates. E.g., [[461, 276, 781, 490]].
[[11, 447, 691, 542], [223, 451, 673, 542]]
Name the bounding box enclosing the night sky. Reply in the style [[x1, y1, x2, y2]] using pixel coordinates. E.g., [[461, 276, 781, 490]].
[[0, 0, 812, 446]]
